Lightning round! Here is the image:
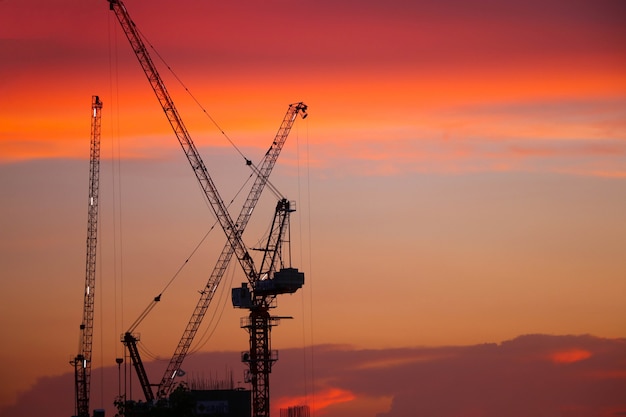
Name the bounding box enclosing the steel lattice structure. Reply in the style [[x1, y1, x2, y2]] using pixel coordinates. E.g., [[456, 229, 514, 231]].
[[107, 2, 306, 415], [71, 95, 103, 417]]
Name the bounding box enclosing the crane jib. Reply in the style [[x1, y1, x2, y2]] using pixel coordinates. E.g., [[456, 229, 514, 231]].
[[108, 0, 257, 280]]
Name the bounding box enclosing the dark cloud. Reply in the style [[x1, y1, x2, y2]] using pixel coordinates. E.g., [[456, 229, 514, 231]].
[[273, 335, 626, 416], [2, 334, 624, 417], [323, 335, 626, 417]]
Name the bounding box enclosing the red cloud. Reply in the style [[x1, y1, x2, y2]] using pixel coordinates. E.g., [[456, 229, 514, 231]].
[[550, 349, 592, 364], [274, 387, 355, 415]]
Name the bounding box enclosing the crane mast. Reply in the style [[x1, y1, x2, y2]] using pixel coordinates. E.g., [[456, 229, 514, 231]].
[[234, 199, 304, 417], [71, 95, 103, 417]]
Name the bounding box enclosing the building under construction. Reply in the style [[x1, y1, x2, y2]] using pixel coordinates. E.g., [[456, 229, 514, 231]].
[[122, 389, 251, 417], [194, 389, 252, 417]]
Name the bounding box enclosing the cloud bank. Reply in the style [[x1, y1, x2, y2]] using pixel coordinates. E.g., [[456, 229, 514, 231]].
[[1, 334, 624, 417]]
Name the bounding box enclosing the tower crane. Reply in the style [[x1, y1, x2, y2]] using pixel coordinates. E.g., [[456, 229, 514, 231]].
[[120, 103, 307, 403], [157, 102, 307, 400], [107, 2, 307, 416], [71, 95, 103, 417], [232, 198, 304, 417]]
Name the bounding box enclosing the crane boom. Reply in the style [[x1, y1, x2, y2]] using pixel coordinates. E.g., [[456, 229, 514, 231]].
[[157, 103, 307, 399], [108, 0, 256, 281], [122, 332, 154, 403], [71, 95, 103, 417], [120, 294, 162, 402]]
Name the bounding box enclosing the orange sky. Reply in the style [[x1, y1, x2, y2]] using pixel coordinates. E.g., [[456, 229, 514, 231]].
[[1, 0, 625, 415]]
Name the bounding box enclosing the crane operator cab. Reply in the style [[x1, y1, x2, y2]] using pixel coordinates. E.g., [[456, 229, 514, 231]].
[[256, 267, 304, 295], [232, 268, 304, 308]]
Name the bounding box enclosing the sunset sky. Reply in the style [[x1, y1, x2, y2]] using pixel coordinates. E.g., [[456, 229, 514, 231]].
[[1, 0, 625, 416]]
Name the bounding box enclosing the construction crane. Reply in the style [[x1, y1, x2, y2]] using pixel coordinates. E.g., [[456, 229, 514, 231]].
[[107, 2, 307, 415], [71, 95, 103, 417], [157, 102, 307, 400], [120, 295, 161, 403], [120, 103, 306, 403], [232, 198, 305, 417]]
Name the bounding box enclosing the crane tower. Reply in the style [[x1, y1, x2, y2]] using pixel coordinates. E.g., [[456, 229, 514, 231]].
[[233, 198, 304, 417], [71, 95, 103, 417]]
